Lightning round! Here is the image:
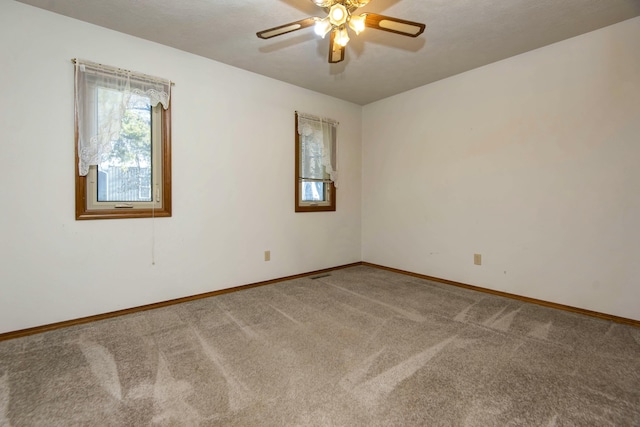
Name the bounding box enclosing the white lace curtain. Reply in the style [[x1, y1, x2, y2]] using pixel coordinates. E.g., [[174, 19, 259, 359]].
[[74, 59, 171, 176], [297, 112, 338, 187]]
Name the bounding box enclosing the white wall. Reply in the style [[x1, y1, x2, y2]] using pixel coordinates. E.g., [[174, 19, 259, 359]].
[[0, 1, 362, 334], [363, 17, 640, 321], [2, 2, 638, 334]]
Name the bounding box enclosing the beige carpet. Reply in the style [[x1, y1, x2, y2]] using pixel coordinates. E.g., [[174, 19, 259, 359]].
[[1, 266, 639, 426]]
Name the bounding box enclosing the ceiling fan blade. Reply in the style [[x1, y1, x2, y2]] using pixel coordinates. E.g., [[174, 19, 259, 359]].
[[256, 18, 317, 39], [328, 31, 345, 63], [364, 13, 425, 37]]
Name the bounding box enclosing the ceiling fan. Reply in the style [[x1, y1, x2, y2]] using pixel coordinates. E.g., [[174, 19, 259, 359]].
[[256, 0, 426, 64]]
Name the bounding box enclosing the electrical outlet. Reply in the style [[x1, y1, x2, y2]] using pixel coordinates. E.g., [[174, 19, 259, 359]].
[[264, 250, 271, 262], [474, 253, 482, 265]]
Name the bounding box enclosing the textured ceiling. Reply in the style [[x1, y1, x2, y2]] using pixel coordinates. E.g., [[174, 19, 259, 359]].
[[16, 0, 640, 105]]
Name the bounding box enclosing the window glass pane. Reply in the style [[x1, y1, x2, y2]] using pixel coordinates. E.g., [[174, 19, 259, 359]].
[[301, 135, 328, 180], [96, 90, 152, 202], [302, 182, 326, 202]]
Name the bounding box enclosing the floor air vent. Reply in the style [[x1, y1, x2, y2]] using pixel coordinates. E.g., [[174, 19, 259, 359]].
[[310, 273, 331, 280]]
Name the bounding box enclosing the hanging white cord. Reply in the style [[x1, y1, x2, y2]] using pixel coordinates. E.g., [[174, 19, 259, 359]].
[[151, 193, 156, 266]]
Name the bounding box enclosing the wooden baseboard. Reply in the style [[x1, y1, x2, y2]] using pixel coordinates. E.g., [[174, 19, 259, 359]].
[[2, 260, 637, 341], [362, 262, 640, 328], [0, 262, 362, 342]]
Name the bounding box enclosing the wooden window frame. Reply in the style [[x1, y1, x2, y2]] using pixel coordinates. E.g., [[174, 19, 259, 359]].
[[294, 113, 336, 212], [75, 107, 172, 220]]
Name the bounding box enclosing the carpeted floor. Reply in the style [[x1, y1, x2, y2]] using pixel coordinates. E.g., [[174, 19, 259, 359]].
[[1, 266, 639, 426]]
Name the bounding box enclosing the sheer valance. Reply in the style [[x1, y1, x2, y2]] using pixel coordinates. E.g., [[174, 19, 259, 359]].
[[296, 112, 338, 186], [74, 59, 172, 176]]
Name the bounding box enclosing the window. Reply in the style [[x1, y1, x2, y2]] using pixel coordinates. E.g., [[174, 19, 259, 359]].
[[74, 59, 172, 220], [295, 112, 338, 212]]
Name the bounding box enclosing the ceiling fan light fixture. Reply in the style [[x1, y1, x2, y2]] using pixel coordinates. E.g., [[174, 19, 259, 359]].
[[329, 4, 348, 26], [335, 26, 350, 47], [314, 17, 332, 38], [347, 0, 371, 7], [348, 14, 366, 35], [256, 0, 426, 65], [312, 0, 335, 7]]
